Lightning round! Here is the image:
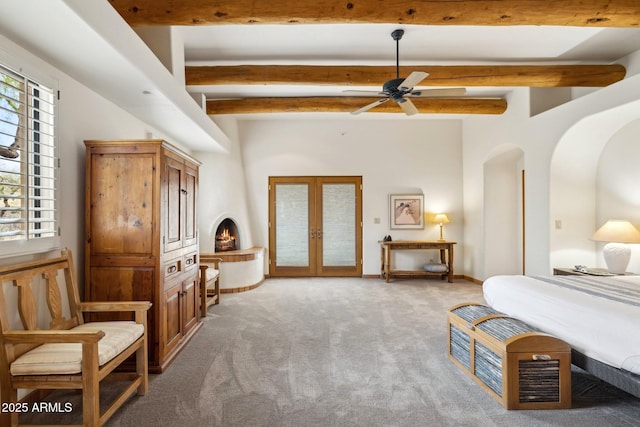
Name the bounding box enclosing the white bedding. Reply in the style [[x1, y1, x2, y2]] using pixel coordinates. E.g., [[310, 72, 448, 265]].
[[483, 274, 640, 375]]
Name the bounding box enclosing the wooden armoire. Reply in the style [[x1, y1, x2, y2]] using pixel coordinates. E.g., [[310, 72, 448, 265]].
[[84, 139, 201, 373]]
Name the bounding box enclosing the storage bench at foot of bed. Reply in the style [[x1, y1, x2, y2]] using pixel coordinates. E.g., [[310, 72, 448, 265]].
[[447, 302, 572, 410]]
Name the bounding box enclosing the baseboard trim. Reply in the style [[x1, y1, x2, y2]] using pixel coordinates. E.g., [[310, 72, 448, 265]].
[[364, 273, 481, 284], [463, 275, 483, 285], [265, 273, 483, 285]]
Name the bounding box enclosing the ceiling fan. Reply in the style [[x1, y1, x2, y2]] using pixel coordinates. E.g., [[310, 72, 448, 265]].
[[347, 29, 466, 116]]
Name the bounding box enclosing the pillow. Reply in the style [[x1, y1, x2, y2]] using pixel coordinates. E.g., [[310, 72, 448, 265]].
[[424, 263, 448, 273]]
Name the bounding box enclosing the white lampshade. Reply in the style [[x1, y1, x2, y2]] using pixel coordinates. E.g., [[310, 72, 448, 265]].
[[591, 220, 640, 243], [591, 220, 640, 274], [433, 214, 450, 224]]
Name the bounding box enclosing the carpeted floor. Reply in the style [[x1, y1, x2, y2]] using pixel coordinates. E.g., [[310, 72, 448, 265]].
[[22, 277, 640, 426]]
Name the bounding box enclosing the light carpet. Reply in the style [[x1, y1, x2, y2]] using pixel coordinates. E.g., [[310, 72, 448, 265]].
[[22, 277, 640, 426]]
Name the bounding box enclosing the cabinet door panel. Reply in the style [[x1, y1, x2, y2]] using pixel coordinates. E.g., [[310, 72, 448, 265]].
[[182, 276, 199, 335], [164, 156, 183, 253], [163, 285, 182, 356], [87, 266, 157, 365], [88, 267, 154, 322], [89, 154, 155, 255], [184, 162, 198, 247]]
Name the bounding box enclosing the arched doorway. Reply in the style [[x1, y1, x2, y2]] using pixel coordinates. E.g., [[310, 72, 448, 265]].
[[483, 146, 525, 277]]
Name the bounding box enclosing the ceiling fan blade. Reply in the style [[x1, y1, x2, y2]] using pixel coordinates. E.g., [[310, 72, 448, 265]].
[[343, 89, 386, 96], [398, 71, 429, 91], [399, 98, 419, 116], [409, 88, 467, 97], [351, 98, 389, 115]]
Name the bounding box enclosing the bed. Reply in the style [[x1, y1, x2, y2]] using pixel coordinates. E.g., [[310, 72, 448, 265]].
[[483, 274, 640, 398]]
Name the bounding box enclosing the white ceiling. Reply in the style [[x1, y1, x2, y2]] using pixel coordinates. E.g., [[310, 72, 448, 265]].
[[180, 24, 640, 100], [2, 0, 640, 150], [181, 25, 640, 64]]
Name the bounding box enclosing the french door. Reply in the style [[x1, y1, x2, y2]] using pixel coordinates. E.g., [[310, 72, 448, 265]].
[[269, 176, 362, 277]]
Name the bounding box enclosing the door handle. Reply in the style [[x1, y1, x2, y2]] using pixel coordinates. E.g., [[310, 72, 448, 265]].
[[317, 228, 322, 239], [310, 228, 315, 239]]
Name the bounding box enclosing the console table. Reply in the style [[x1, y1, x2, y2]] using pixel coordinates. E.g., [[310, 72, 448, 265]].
[[380, 240, 456, 283]]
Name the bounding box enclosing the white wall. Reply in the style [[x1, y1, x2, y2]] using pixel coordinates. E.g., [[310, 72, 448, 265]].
[[483, 148, 524, 277], [196, 116, 255, 252], [0, 33, 179, 281], [464, 53, 640, 280], [238, 118, 464, 276], [595, 119, 640, 272], [463, 88, 533, 280]]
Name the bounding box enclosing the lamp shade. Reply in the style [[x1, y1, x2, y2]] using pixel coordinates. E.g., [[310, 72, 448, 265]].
[[433, 213, 450, 224], [591, 220, 640, 243]]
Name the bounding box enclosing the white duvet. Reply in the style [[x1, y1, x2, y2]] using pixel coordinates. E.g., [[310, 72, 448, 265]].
[[483, 274, 640, 375]]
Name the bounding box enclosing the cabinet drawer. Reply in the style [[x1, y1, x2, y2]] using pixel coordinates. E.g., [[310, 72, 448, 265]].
[[184, 252, 198, 271], [164, 258, 182, 280]]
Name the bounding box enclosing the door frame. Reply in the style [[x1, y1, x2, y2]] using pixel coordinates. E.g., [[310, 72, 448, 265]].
[[268, 176, 362, 277]]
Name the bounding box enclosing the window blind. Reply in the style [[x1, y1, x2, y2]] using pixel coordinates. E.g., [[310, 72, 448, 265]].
[[0, 63, 57, 242]]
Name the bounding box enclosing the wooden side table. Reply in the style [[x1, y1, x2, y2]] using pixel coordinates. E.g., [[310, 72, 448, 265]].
[[553, 268, 590, 276], [553, 267, 635, 276], [380, 240, 455, 283]]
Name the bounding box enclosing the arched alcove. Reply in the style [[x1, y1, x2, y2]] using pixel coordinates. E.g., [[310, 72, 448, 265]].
[[549, 100, 640, 270], [483, 145, 524, 277], [214, 218, 239, 252]]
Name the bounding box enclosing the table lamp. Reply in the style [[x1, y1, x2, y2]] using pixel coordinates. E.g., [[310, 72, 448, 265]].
[[591, 219, 640, 274], [433, 213, 450, 242]]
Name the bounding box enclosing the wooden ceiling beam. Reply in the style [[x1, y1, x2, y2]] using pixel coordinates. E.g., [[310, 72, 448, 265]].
[[187, 64, 626, 88], [109, 0, 640, 27], [205, 97, 507, 115]]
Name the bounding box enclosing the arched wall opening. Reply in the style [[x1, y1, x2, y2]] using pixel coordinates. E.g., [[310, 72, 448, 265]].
[[483, 145, 525, 278], [549, 100, 640, 271], [209, 213, 247, 253]]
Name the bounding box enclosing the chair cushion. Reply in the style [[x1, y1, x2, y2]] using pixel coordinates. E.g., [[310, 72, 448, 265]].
[[205, 266, 219, 284], [10, 321, 144, 376]]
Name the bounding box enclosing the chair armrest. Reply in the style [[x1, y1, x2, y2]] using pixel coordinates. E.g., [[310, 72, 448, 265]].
[[3, 329, 105, 345], [79, 301, 152, 313], [200, 256, 222, 268]]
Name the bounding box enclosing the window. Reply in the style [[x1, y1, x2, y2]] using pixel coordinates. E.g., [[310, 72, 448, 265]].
[[0, 63, 57, 245]]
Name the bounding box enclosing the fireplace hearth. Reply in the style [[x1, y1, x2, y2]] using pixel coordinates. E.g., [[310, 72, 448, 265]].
[[215, 218, 239, 252]]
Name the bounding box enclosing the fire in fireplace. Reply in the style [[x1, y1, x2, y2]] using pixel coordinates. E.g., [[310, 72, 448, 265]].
[[215, 218, 239, 252]]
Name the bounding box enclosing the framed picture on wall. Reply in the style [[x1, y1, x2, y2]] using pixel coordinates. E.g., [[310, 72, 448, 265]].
[[389, 194, 424, 229]]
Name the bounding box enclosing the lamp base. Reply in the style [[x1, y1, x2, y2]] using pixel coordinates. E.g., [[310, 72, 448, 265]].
[[602, 242, 631, 274]]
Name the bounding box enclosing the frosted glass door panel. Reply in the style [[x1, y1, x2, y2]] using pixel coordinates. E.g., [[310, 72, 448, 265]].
[[275, 184, 309, 267], [322, 184, 356, 266]]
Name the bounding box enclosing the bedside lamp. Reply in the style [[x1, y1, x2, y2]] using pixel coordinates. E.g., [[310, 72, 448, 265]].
[[591, 219, 640, 274], [433, 214, 450, 242]]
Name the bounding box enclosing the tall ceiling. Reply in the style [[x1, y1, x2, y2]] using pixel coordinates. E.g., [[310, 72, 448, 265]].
[[108, 0, 640, 116], [2, 1, 640, 150]]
